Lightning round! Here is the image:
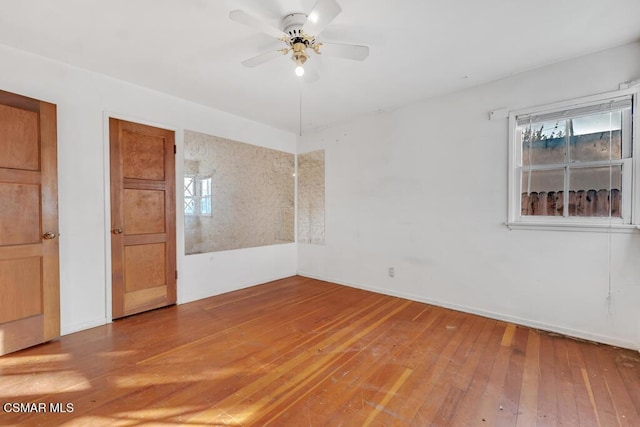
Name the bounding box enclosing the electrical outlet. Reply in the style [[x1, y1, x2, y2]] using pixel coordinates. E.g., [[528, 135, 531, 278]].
[[388, 267, 395, 278]]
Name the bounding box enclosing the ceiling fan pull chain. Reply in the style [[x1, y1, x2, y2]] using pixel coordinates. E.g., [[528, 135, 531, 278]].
[[299, 77, 303, 136]]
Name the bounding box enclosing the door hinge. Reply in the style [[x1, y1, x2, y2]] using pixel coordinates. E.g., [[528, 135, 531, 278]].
[[175, 270, 178, 280], [173, 145, 176, 154]]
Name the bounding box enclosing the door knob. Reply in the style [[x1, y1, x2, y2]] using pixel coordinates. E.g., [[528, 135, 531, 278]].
[[112, 228, 123, 234], [43, 231, 57, 240]]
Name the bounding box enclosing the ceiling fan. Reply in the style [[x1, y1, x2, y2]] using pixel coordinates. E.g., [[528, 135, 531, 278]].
[[229, 0, 369, 78]]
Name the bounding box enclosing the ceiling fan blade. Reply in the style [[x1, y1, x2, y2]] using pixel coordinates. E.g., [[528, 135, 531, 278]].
[[320, 42, 369, 61], [241, 50, 285, 67], [229, 10, 285, 39], [303, 0, 342, 36]]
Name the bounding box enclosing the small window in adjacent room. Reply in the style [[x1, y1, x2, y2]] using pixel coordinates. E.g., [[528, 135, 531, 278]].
[[184, 175, 212, 216], [508, 89, 638, 229]]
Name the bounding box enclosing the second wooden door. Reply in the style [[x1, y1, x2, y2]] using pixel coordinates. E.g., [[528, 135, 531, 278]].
[[110, 118, 176, 319]]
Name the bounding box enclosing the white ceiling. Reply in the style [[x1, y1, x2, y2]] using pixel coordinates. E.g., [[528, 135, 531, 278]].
[[0, 0, 639, 134]]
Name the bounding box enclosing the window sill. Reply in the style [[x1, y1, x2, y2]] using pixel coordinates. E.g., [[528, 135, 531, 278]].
[[505, 221, 640, 233]]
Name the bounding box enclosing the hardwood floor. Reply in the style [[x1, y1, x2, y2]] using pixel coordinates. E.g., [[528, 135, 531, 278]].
[[1, 276, 638, 426]]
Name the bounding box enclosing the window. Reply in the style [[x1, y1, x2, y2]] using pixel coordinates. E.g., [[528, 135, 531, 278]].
[[508, 89, 639, 229], [184, 175, 212, 216]]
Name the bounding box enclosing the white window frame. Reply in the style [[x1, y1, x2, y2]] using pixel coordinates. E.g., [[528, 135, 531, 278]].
[[507, 87, 640, 232], [184, 174, 212, 217]]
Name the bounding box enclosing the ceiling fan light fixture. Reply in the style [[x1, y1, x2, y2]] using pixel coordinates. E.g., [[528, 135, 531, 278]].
[[292, 42, 309, 63], [232, 0, 369, 84], [292, 42, 308, 76]]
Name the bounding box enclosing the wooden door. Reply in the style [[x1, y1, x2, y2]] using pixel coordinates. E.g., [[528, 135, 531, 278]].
[[110, 118, 176, 319], [0, 90, 59, 356]]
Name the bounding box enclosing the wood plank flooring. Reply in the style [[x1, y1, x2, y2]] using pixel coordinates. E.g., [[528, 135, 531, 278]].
[[0, 276, 639, 426]]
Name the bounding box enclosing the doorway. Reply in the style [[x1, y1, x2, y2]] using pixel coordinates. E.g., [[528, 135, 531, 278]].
[[109, 118, 176, 318]]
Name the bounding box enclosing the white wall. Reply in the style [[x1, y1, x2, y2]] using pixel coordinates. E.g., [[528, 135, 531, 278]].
[[0, 43, 297, 335], [298, 42, 640, 350]]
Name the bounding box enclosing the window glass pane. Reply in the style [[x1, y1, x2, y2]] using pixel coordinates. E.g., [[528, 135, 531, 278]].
[[521, 120, 566, 166], [521, 169, 564, 216], [196, 177, 212, 216], [184, 177, 196, 215], [185, 198, 195, 215], [184, 178, 195, 197], [201, 196, 212, 215], [199, 177, 211, 197], [570, 111, 623, 162], [568, 166, 622, 217]]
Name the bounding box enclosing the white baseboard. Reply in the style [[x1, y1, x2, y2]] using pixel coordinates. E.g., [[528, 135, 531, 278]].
[[298, 271, 639, 351], [61, 318, 108, 336], [178, 272, 297, 305]]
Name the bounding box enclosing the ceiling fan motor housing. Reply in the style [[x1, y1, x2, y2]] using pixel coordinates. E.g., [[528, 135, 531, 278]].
[[281, 13, 307, 38]]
